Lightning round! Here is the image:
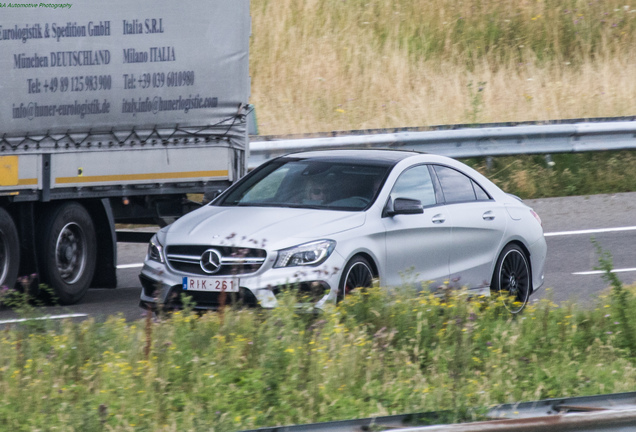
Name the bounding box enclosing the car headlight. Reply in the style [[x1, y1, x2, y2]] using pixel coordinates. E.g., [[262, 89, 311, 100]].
[[147, 234, 165, 263], [274, 240, 336, 268]]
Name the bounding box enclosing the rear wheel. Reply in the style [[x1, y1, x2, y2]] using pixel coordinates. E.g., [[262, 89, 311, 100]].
[[38, 202, 97, 305], [338, 256, 374, 301], [492, 244, 531, 314], [0, 208, 19, 290]]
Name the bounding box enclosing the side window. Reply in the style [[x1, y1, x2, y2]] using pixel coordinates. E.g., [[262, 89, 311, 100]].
[[473, 180, 490, 200], [433, 165, 477, 203], [390, 165, 437, 207]]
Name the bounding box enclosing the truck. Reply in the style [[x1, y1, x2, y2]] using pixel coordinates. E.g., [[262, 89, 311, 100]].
[[0, 0, 251, 304]]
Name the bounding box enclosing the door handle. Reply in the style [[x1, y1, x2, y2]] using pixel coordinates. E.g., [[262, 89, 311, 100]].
[[482, 211, 495, 221], [431, 214, 446, 224]]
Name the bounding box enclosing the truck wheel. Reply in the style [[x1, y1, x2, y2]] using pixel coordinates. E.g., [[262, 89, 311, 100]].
[[39, 202, 97, 305], [0, 208, 20, 290]]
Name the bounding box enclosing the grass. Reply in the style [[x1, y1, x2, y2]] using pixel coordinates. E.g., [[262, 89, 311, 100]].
[[2, 277, 636, 431], [463, 150, 636, 199], [251, 0, 636, 135], [249, 0, 636, 199]]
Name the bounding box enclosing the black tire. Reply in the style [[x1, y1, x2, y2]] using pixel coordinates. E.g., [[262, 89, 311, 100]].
[[492, 244, 531, 314], [38, 202, 97, 305], [338, 256, 374, 301], [0, 208, 20, 290]]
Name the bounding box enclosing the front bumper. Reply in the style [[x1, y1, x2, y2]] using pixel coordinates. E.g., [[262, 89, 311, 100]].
[[138, 254, 345, 311]]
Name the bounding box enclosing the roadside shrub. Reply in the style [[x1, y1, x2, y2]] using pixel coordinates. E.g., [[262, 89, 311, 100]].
[[2, 280, 636, 431]]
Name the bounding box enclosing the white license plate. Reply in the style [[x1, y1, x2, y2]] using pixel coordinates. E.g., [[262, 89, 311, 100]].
[[182, 277, 239, 292]]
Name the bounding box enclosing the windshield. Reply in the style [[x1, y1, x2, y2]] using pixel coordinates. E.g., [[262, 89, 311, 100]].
[[218, 158, 391, 211]]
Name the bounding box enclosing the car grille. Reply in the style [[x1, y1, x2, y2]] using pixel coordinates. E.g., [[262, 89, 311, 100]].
[[165, 245, 267, 276]]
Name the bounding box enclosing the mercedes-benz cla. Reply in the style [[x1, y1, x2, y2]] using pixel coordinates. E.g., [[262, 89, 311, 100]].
[[139, 150, 546, 313]]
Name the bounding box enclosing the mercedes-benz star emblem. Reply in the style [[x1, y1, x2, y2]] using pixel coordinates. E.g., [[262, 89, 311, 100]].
[[200, 249, 223, 274]]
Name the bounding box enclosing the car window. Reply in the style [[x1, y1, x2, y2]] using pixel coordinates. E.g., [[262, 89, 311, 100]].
[[473, 180, 491, 200], [219, 159, 391, 211], [433, 165, 477, 203], [242, 166, 290, 201], [390, 165, 436, 207]]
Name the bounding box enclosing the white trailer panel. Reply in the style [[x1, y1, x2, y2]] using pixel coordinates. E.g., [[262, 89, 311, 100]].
[[49, 145, 234, 189], [1, 0, 250, 137]]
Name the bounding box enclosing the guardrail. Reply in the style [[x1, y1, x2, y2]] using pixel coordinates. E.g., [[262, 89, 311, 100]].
[[248, 119, 636, 169], [240, 391, 636, 432]]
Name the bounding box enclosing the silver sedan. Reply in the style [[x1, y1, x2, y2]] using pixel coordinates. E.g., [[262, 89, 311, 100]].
[[139, 150, 546, 313]]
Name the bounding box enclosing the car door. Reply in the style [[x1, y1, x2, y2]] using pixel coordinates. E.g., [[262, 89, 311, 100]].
[[382, 165, 451, 289], [432, 165, 507, 290]]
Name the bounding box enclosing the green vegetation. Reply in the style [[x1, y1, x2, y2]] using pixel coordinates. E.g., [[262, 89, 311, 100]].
[[2, 275, 636, 431], [464, 150, 636, 199]]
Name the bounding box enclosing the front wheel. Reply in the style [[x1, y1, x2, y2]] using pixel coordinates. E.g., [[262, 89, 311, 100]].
[[492, 244, 531, 314], [338, 256, 374, 301], [38, 202, 97, 305]]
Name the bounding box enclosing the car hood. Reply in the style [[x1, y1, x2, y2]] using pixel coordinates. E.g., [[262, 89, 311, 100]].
[[164, 206, 366, 248]]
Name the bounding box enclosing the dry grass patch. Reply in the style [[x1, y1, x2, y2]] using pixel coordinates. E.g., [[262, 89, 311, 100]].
[[251, 0, 636, 135]]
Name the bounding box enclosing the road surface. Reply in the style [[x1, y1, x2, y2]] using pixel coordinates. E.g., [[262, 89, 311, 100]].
[[1, 192, 635, 323]]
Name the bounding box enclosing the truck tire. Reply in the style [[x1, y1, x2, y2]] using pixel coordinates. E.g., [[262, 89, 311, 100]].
[[38, 202, 97, 305], [0, 208, 20, 290]]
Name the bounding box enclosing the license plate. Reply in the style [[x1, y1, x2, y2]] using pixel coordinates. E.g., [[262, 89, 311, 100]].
[[182, 277, 239, 292]]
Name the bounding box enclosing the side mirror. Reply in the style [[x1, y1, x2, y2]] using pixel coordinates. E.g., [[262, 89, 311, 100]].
[[384, 197, 424, 217]]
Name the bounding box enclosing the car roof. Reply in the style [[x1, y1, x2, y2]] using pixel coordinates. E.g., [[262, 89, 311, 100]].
[[281, 149, 421, 165]]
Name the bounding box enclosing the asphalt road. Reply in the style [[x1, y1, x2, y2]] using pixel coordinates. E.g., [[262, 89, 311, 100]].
[[1, 191, 635, 323], [526, 192, 636, 306]]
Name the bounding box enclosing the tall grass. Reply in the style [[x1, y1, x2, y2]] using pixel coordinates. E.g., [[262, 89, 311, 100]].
[[464, 150, 636, 199], [2, 283, 636, 431], [250, 0, 636, 135]]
